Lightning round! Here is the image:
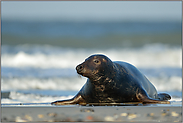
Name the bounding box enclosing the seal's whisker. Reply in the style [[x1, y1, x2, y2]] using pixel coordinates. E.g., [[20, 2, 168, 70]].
[[77, 74, 82, 79]]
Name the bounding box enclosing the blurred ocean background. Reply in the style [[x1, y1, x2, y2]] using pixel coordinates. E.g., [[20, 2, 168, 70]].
[[1, 1, 182, 103]]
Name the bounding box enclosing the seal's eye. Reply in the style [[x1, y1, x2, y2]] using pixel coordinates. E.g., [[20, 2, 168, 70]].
[[93, 59, 100, 64]]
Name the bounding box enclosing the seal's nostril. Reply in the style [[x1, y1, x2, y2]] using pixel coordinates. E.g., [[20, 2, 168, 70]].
[[79, 65, 83, 69], [76, 65, 83, 71]]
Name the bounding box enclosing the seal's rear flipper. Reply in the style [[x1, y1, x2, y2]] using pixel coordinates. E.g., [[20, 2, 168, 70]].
[[51, 94, 86, 105], [136, 88, 170, 104], [158, 93, 171, 101]]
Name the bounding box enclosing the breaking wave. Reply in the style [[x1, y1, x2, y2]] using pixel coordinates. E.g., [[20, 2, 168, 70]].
[[1, 44, 181, 69], [2, 76, 181, 92]]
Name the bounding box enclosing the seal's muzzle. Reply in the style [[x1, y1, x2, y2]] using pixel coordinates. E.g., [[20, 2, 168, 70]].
[[76, 64, 83, 74]]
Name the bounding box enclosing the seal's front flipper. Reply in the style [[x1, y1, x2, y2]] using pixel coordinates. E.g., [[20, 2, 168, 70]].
[[158, 93, 171, 101], [51, 94, 86, 105], [136, 88, 170, 104]]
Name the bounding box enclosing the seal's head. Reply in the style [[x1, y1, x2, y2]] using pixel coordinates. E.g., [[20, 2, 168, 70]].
[[76, 54, 114, 81]]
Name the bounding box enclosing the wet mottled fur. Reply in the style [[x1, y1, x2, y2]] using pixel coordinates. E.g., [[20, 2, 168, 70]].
[[52, 54, 171, 105]]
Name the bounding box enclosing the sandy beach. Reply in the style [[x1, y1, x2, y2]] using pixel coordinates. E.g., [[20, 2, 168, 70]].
[[1, 101, 182, 122]]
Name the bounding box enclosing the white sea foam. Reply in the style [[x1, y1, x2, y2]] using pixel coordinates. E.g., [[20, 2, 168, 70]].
[[1, 77, 86, 91], [1, 44, 181, 69], [1, 91, 74, 103], [1, 76, 181, 92], [148, 76, 182, 92]]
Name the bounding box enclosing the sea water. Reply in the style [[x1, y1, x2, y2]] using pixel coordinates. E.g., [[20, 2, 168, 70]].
[[1, 20, 182, 103]]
